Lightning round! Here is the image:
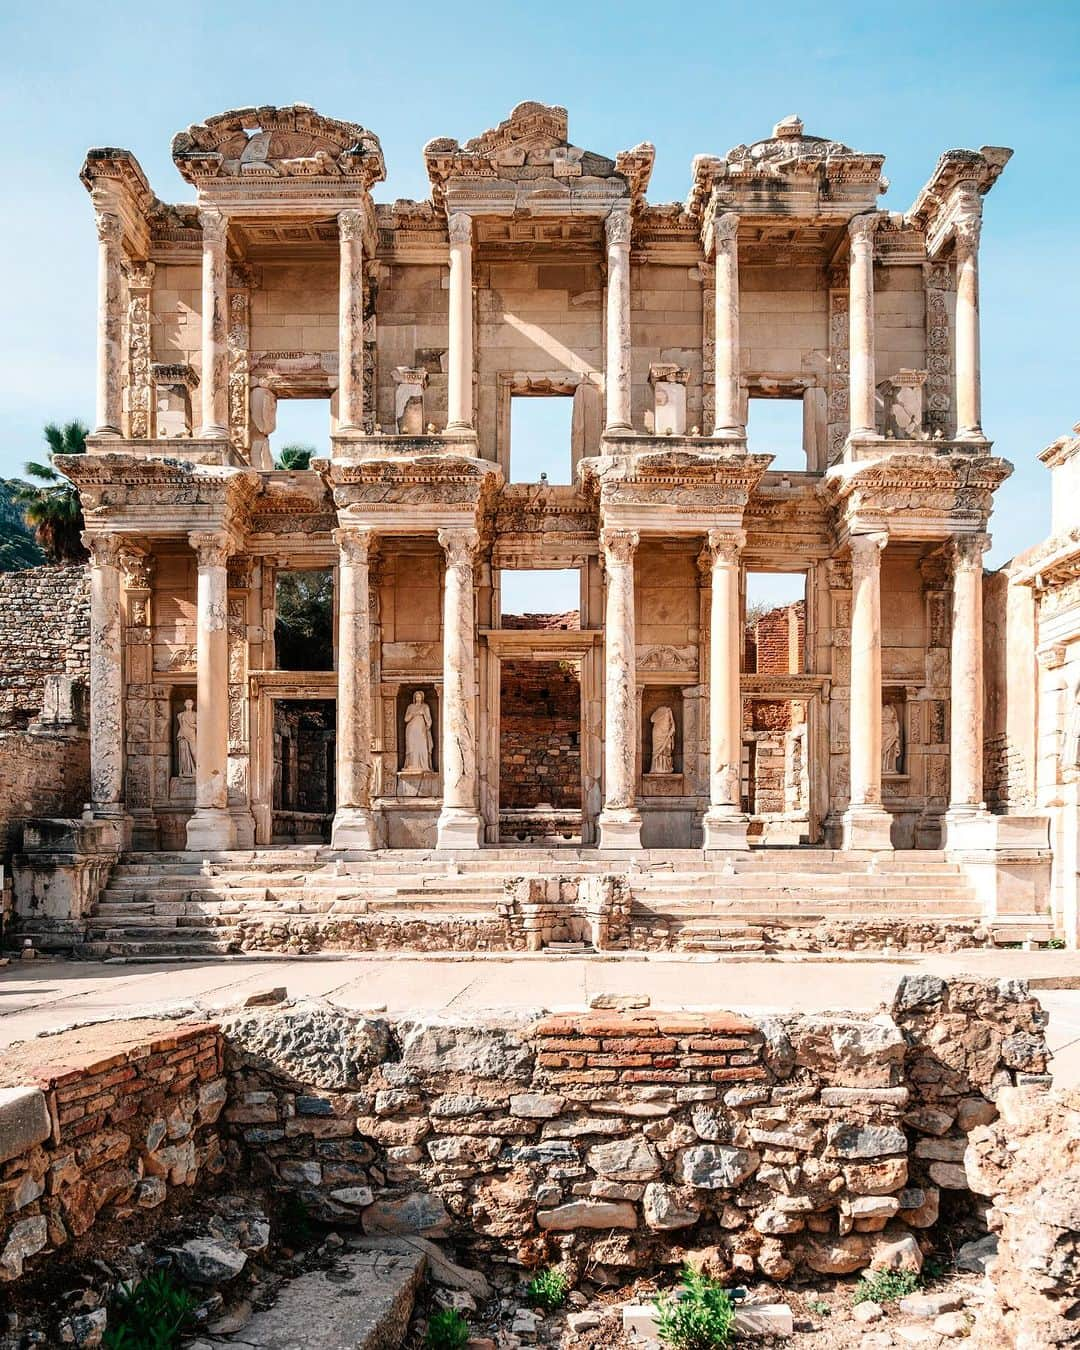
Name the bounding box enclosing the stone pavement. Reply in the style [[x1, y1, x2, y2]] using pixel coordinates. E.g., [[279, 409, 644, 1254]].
[[2, 949, 1080, 1086]]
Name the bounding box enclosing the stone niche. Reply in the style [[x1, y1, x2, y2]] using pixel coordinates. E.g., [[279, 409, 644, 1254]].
[[152, 363, 198, 438], [395, 684, 440, 796], [169, 685, 197, 795], [641, 686, 683, 792]]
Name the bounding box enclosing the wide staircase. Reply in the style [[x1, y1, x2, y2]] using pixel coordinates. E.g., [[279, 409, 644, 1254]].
[[78, 846, 1048, 959]]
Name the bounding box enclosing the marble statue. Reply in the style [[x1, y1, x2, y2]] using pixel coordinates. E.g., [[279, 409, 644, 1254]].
[[882, 703, 901, 775], [403, 690, 433, 773], [176, 698, 197, 777], [649, 705, 676, 775]]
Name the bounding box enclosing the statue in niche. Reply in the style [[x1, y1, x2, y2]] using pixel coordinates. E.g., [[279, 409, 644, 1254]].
[[402, 691, 433, 773], [649, 705, 677, 775], [176, 699, 197, 777], [882, 703, 902, 775]]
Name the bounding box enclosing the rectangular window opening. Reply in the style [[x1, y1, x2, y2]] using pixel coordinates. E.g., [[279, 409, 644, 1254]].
[[746, 396, 806, 472], [509, 395, 575, 485], [499, 569, 580, 629], [265, 395, 331, 468], [744, 572, 807, 675], [275, 568, 335, 671]]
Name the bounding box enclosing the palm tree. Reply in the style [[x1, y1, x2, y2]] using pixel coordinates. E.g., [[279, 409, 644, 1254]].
[[15, 421, 89, 563], [274, 444, 315, 471]]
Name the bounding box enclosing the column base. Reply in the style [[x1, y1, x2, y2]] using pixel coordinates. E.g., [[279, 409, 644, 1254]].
[[597, 808, 643, 850], [331, 807, 378, 851], [199, 426, 229, 440], [185, 808, 237, 852], [440, 426, 479, 452], [702, 809, 749, 850], [436, 806, 483, 850], [841, 805, 894, 851], [941, 806, 994, 852], [88, 806, 132, 853]]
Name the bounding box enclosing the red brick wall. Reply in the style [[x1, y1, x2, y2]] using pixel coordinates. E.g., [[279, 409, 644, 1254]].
[[746, 600, 805, 675]]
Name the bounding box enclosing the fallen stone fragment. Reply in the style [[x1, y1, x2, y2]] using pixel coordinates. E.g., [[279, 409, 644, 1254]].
[[853, 1299, 884, 1324], [898, 1290, 964, 1319], [57, 1308, 107, 1347], [955, 1232, 998, 1274], [170, 1238, 247, 1284], [349, 1234, 492, 1300], [622, 1303, 659, 1339], [642, 1182, 701, 1231], [362, 1192, 451, 1237], [0, 1215, 47, 1281], [867, 1231, 923, 1274], [933, 1310, 969, 1337], [537, 1200, 637, 1231], [733, 1302, 793, 1337], [0, 1088, 51, 1166], [588, 993, 650, 1010], [567, 1310, 602, 1332]]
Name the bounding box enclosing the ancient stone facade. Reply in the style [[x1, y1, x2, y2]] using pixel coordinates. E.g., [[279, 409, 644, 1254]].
[[35, 99, 1069, 938]]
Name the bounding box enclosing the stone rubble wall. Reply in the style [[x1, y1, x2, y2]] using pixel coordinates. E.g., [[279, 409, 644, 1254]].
[[0, 1023, 227, 1282], [964, 1083, 1080, 1347], [218, 976, 1045, 1284], [0, 564, 89, 730], [0, 727, 89, 861]]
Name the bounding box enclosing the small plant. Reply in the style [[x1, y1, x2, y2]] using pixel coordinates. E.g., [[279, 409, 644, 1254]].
[[424, 1307, 470, 1350], [807, 1297, 831, 1317], [1047, 937, 1066, 950], [654, 1264, 735, 1350], [852, 1269, 922, 1305], [102, 1269, 197, 1350], [526, 1266, 570, 1311]]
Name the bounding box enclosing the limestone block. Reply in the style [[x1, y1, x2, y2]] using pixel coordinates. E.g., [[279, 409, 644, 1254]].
[[536, 1200, 637, 1231], [0, 1088, 51, 1165]]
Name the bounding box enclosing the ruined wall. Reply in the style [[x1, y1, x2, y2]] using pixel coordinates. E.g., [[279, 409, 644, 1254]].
[[0, 565, 89, 729], [982, 567, 1037, 810], [0, 729, 89, 858], [499, 660, 581, 809], [0, 1022, 226, 1281]]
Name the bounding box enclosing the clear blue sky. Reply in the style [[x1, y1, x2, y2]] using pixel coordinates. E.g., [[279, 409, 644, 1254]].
[[2, 0, 1077, 604]]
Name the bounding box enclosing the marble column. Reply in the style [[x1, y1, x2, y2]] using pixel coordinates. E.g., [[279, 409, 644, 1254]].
[[337, 210, 366, 433], [841, 531, 893, 850], [446, 212, 474, 434], [702, 529, 748, 848], [186, 531, 236, 850], [604, 204, 632, 434], [946, 534, 989, 820], [199, 208, 229, 438], [332, 526, 377, 848], [93, 210, 124, 436], [598, 527, 642, 848], [84, 533, 126, 820], [954, 201, 984, 441], [710, 209, 744, 438], [436, 527, 483, 848], [848, 214, 879, 439]]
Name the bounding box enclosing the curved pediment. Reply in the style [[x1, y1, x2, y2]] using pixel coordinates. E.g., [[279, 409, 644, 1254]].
[[171, 104, 385, 189]]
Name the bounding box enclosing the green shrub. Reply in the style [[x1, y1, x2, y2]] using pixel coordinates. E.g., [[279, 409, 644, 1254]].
[[424, 1307, 470, 1350], [102, 1270, 197, 1350], [853, 1269, 921, 1305], [526, 1266, 570, 1311], [654, 1264, 735, 1350]]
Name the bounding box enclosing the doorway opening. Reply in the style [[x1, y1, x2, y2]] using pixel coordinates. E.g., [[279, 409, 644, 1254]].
[[744, 572, 806, 674], [275, 568, 334, 671], [743, 697, 810, 844], [272, 699, 335, 843], [499, 657, 582, 844], [509, 395, 575, 485]]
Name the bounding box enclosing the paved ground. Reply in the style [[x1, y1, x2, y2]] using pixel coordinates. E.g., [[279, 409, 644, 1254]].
[[2, 948, 1079, 1084]]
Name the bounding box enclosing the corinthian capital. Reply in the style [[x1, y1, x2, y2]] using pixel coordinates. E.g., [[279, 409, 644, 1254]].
[[953, 194, 983, 259], [438, 526, 479, 568], [338, 209, 366, 244], [600, 527, 639, 568], [848, 212, 880, 249], [94, 210, 122, 246], [949, 533, 990, 573], [705, 206, 740, 259], [447, 212, 473, 246], [334, 525, 375, 564], [199, 208, 228, 247], [849, 531, 888, 577], [605, 203, 632, 248], [189, 530, 232, 569], [705, 528, 746, 568], [83, 532, 124, 568]]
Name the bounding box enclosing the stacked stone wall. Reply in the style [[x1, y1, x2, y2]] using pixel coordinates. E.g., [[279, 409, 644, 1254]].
[[0, 565, 89, 729], [0, 728, 89, 859], [0, 1022, 226, 1282], [499, 659, 581, 809]]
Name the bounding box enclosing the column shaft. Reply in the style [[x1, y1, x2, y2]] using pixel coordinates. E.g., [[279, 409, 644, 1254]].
[[85, 534, 125, 812], [598, 528, 642, 848], [186, 532, 236, 850], [848, 215, 878, 438], [948, 535, 988, 811], [604, 205, 632, 433], [338, 211, 366, 432], [711, 210, 743, 438], [702, 530, 748, 847], [94, 211, 124, 435], [446, 213, 474, 432], [842, 532, 893, 849], [436, 527, 482, 847], [954, 207, 983, 440], [199, 209, 229, 438], [332, 527, 377, 848]]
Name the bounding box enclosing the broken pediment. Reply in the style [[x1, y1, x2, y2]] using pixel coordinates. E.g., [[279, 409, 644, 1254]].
[[424, 101, 653, 213], [171, 104, 385, 189]]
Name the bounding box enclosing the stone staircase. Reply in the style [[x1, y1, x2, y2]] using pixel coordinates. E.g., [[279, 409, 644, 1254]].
[[76, 845, 1052, 959]]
